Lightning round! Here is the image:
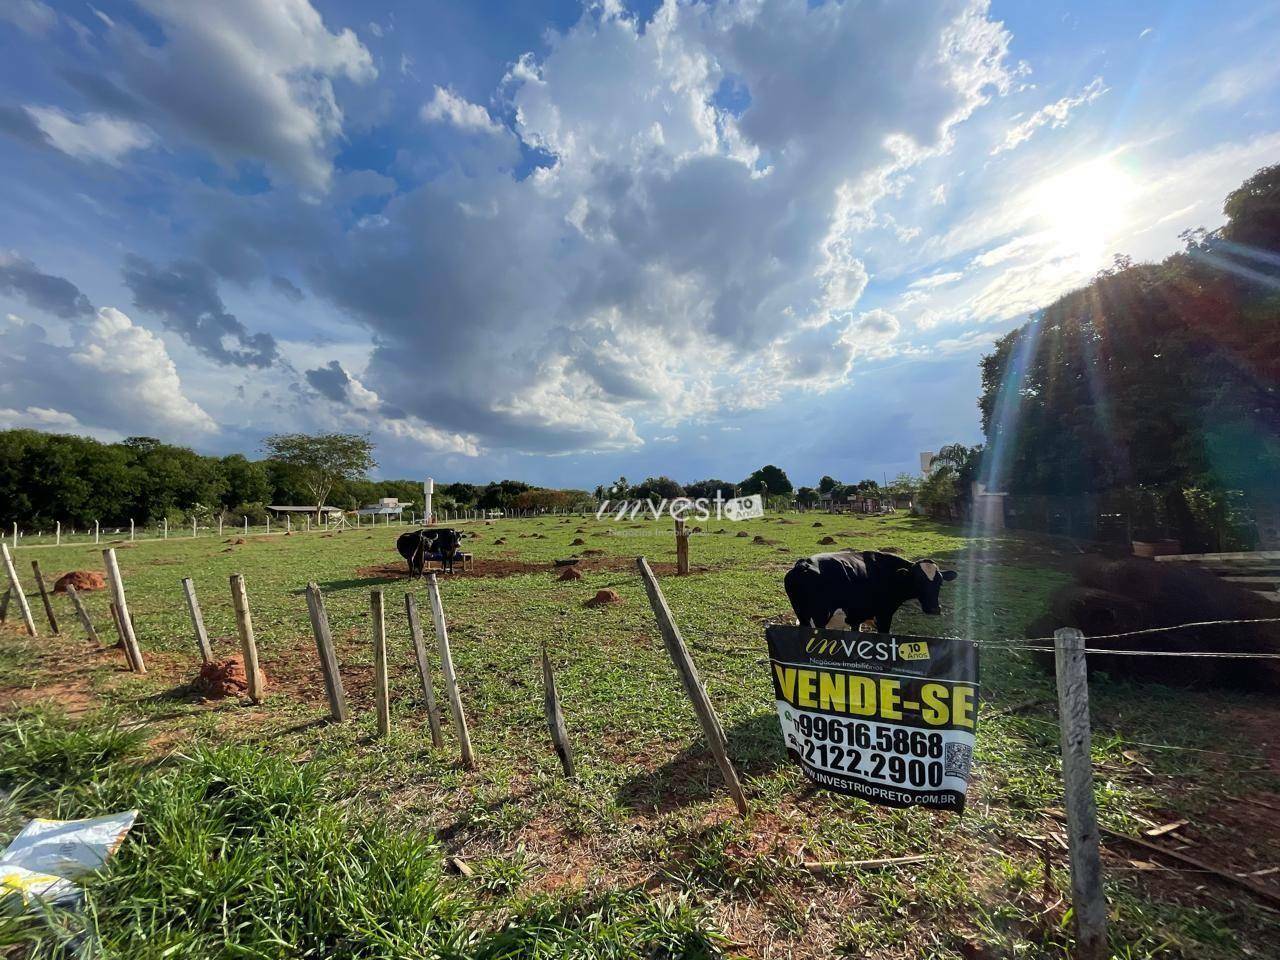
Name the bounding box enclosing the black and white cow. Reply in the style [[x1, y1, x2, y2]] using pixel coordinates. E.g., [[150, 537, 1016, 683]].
[[396, 528, 465, 576], [784, 550, 957, 633]]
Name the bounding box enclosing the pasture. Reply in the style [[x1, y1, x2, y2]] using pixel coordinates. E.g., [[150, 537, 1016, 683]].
[[2, 513, 1278, 958]]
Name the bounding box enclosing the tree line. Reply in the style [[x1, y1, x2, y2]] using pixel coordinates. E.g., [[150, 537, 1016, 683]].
[[976, 163, 1280, 549], [0, 431, 591, 528]]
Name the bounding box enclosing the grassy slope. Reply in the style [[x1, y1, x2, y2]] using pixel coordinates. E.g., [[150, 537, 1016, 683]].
[[0, 513, 1276, 958]]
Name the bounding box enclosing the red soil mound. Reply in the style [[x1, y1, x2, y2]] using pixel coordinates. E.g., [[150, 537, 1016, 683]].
[[571, 538, 586, 546], [559, 566, 583, 581], [586, 588, 622, 607], [194, 656, 265, 699], [818, 536, 836, 545], [52, 571, 105, 593]]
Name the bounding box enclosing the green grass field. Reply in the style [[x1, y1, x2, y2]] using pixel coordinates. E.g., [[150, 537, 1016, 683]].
[[1, 513, 1277, 958]]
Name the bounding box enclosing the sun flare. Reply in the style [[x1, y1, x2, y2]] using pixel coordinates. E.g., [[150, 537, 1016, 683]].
[[1032, 157, 1134, 266]]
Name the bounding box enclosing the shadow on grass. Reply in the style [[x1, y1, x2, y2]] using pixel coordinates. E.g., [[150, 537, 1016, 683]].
[[615, 712, 788, 812]]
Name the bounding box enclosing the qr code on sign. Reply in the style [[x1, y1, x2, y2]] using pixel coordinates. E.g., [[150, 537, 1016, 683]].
[[944, 742, 973, 781]]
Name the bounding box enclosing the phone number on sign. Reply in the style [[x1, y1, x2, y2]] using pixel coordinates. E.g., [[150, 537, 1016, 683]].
[[793, 715, 947, 788]]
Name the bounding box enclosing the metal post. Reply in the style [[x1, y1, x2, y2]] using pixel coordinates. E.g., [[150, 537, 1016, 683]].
[[1054, 628, 1107, 960]]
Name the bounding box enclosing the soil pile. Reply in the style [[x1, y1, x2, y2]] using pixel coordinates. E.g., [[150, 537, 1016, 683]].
[[1026, 555, 1280, 689], [586, 589, 622, 607], [559, 567, 583, 581], [53, 571, 105, 593], [195, 656, 263, 698]]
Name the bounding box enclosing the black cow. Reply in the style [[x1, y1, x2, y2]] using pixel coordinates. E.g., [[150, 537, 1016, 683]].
[[784, 550, 957, 633], [397, 528, 465, 576], [431, 528, 464, 574]]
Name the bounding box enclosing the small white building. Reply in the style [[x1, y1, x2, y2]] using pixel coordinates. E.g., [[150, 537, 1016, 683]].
[[357, 497, 407, 518], [268, 505, 343, 518]]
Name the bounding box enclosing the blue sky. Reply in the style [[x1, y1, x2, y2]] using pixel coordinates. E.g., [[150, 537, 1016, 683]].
[[2, 0, 1278, 490]]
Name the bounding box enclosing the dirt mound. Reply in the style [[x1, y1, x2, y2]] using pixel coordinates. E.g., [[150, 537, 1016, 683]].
[[586, 588, 622, 607], [52, 570, 105, 593], [818, 536, 836, 545], [571, 538, 586, 546], [230, 537, 247, 545], [581, 548, 605, 556], [736, 531, 749, 538], [691, 526, 702, 533], [1029, 555, 1280, 689], [559, 566, 583, 581], [194, 656, 263, 699], [495, 538, 506, 544], [880, 545, 901, 554], [812, 521, 823, 527]]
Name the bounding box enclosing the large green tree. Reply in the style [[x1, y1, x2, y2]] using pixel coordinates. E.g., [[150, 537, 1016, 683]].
[[978, 164, 1280, 546], [263, 433, 377, 520]]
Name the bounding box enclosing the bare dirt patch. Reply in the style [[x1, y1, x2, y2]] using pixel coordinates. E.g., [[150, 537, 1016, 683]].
[[357, 556, 706, 581]]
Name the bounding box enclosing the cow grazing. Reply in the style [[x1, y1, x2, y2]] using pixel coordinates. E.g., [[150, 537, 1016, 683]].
[[396, 528, 465, 576], [784, 550, 957, 633]]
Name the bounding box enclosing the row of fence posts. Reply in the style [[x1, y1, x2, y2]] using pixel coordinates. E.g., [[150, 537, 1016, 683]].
[[2, 532, 1123, 957]]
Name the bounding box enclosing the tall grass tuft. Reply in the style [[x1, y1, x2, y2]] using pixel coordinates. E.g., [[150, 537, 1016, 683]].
[[0, 713, 727, 959]]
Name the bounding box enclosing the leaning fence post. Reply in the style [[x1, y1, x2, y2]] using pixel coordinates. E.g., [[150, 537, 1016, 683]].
[[102, 549, 144, 672], [108, 602, 140, 671], [65, 584, 100, 645], [1, 544, 37, 636], [303, 583, 348, 722], [371, 590, 391, 737], [29, 560, 59, 634], [228, 573, 263, 702], [1054, 627, 1107, 960], [405, 594, 443, 747], [181, 577, 213, 664], [542, 640, 576, 777], [636, 556, 747, 814], [426, 573, 475, 769]]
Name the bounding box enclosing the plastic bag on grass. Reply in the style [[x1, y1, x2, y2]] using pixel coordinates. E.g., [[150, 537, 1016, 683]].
[[1, 811, 137, 910]]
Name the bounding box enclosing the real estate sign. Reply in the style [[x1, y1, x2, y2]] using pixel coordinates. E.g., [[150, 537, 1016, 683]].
[[765, 626, 979, 812]]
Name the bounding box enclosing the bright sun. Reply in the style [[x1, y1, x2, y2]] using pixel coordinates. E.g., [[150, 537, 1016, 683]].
[[1032, 158, 1133, 266]]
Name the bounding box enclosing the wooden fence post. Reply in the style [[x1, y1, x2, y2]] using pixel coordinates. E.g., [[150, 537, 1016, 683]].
[[65, 584, 100, 645], [108, 602, 138, 671], [405, 594, 443, 747], [675, 517, 690, 575], [636, 557, 746, 814], [371, 590, 391, 737], [426, 574, 475, 769], [1, 545, 36, 637], [181, 578, 213, 664], [228, 573, 263, 702], [542, 641, 575, 777], [103, 549, 145, 673], [1054, 627, 1107, 960], [29, 560, 59, 635], [305, 583, 348, 722]]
